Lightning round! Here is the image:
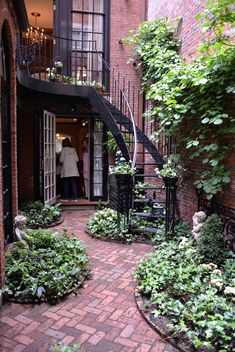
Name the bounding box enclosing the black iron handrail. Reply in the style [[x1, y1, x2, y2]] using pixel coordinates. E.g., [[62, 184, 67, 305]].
[[17, 28, 141, 167]]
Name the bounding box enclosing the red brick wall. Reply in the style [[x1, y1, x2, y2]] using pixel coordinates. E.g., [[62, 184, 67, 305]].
[[147, 0, 235, 224], [110, 0, 147, 81], [110, 0, 146, 145], [0, 0, 19, 288], [148, 0, 205, 61]]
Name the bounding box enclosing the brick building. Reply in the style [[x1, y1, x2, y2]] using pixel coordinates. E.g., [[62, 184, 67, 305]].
[[1, 0, 234, 303], [0, 0, 27, 301]]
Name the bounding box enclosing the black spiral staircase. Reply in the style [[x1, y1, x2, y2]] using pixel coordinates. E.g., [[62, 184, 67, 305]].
[[17, 29, 176, 233]]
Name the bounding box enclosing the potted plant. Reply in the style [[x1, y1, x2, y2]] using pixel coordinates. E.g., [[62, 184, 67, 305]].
[[109, 155, 136, 218], [155, 157, 183, 186], [54, 60, 63, 75], [109, 155, 136, 182], [46, 67, 56, 82]]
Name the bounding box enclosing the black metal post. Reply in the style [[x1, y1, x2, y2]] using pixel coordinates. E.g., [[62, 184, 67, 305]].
[[164, 177, 178, 238]]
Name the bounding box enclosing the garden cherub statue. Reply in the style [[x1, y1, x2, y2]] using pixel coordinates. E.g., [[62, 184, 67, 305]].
[[14, 214, 29, 243], [192, 211, 207, 240]]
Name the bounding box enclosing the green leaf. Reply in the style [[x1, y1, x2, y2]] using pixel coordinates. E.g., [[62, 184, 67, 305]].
[[213, 118, 223, 125], [202, 117, 210, 124]]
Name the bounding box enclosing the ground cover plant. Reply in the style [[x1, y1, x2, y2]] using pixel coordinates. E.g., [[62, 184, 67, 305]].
[[4, 229, 90, 303], [87, 208, 167, 243], [134, 214, 235, 351], [20, 201, 62, 228], [87, 208, 134, 243]]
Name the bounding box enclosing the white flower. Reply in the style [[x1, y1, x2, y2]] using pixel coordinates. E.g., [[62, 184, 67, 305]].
[[212, 269, 222, 276], [211, 278, 223, 289], [54, 61, 63, 68], [178, 237, 189, 248], [224, 286, 235, 295]]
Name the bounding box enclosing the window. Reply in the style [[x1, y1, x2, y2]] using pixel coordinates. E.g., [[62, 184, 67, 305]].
[[71, 0, 105, 83]]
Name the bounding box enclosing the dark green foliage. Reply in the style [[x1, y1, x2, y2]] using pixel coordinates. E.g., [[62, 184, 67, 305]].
[[4, 229, 90, 303], [174, 221, 192, 239], [20, 201, 61, 227], [135, 237, 235, 351], [198, 214, 228, 264]]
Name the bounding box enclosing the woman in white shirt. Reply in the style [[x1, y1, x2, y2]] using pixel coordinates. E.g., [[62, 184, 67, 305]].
[[60, 138, 79, 200]]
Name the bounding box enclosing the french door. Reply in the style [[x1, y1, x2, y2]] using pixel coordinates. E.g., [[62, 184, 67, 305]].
[[43, 110, 56, 205], [90, 117, 108, 200]]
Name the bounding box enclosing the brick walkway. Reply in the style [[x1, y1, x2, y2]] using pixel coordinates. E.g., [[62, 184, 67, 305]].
[[0, 210, 177, 352]]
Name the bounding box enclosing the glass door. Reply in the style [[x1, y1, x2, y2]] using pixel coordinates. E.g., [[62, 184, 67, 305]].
[[90, 117, 108, 200], [43, 110, 56, 205]]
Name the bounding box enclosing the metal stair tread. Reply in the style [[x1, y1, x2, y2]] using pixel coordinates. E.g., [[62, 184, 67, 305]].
[[133, 212, 165, 219], [135, 174, 157, 177], [131, 227, 161, 234], [134, 198, 165, 203]]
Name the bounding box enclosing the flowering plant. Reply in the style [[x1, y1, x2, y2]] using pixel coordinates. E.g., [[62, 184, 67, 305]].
[[109, 157, 136, 175], [54, 61, 63, 68], [46, 67, 56, 79], [155, 159, 182, 178]]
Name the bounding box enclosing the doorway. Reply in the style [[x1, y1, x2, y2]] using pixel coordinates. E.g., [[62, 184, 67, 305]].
[[56, 116, 89, 201]]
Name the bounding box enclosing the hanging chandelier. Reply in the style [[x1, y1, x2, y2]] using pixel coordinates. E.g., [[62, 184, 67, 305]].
[[25, 12, 46, 44]]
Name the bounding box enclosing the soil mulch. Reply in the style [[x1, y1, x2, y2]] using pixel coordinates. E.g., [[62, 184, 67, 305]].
[[135, 291, 196, 352], [85, 227, 153, 245]]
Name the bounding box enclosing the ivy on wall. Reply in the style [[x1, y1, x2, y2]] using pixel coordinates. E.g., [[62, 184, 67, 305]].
[[127, 0, 235, 199]]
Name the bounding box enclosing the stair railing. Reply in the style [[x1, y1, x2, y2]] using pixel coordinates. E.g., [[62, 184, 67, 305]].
[[17, 28, 139, 168], [98, 55, 138, 168]]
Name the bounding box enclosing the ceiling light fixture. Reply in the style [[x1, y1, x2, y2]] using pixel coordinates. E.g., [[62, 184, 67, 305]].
[[25, 12, 46, 44]]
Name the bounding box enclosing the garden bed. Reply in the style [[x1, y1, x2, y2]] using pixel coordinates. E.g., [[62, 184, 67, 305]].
[[134, 215, 235, 352], [86, 208, 165, 244], [20, 201, 63, 228], [4, 229, 91, 304], [135, 292, 191, 352]]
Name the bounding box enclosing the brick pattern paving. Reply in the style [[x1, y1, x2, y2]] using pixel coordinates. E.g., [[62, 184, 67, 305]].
[[0, 210, 177, 352]]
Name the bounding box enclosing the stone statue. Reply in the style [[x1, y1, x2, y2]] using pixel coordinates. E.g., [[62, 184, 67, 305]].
[[14, 215, 29, 243], [192, 211, 207, 240]]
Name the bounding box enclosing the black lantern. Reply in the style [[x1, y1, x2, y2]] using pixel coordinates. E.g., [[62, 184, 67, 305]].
[[152, 201, 165, 216]]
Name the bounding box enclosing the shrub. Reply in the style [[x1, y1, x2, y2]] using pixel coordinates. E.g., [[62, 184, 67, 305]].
[[4, 229, 90, 303], [197, 214, 228, 265], [87, 208, 134, 243], [21, 201, 61, 228]]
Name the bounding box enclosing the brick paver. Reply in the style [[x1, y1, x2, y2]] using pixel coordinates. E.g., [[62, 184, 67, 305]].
[[0, 210, 178, 352]]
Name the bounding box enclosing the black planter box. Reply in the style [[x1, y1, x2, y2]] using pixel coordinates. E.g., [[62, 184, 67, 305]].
[[109, 174, 134, 215]]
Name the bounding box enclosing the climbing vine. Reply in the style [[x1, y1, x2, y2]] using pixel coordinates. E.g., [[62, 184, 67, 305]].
[[127, 0, 235, 199]]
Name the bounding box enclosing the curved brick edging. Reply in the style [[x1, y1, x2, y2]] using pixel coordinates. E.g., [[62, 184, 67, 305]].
[[28, 215, 64, 230], [135, 291, 192, 352]]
